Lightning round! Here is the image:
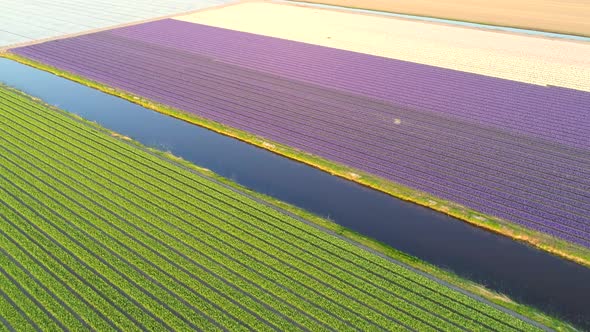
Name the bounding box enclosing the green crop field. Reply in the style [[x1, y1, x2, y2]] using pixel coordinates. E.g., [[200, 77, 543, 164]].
[[0, 85, 544, 331]]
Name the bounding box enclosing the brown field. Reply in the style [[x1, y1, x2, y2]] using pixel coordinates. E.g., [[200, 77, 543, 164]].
[[297, 0, 590, 37]]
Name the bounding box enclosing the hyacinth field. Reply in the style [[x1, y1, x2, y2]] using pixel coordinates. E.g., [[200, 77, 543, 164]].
[[11, 19, 590, 249], [0, 85, 547, 331]]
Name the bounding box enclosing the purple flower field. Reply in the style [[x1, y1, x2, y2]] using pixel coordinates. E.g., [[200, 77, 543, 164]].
[[13, 19, 590, 247]]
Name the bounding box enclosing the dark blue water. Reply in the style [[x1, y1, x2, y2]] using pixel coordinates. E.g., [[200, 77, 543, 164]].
[[1, 58, 589, 329]]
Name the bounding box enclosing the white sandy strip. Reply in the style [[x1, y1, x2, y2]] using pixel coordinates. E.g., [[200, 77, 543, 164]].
[[174, 1, 590, 92]]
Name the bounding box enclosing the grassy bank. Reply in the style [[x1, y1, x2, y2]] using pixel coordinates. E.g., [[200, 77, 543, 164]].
[[3, 52, 590, 270]]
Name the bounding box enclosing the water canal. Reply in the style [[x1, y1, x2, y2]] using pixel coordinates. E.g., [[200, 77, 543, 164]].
[[1, 58, 589, 329]]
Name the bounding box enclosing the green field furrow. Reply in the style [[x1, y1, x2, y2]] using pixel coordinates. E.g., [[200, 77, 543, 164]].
[[0, 285, 38, 331], [0, 106, 425, 331], [0, 153, 245, 331], [0, 308, 16, 332], [0, 121, 344, 331], [0, 229, 118, 331], [0, 116, 370, 330], [0, 173, 180, 331], [0, 96, 412, 330], [0, 85, 546, 331], [0, 249, 85, 330], [0, 322, 12, 332], [0, 203, 143, 331], [0, 264, 60, 331], [0, 141, 291, 332], [0, 94, 511, 331]]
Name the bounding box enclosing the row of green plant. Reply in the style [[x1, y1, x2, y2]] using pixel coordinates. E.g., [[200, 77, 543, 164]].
[[1, 88, 434, 330], [0, 176, 181, 331], [0, 86, 544, 331], [0, 112, 284, 330], [0, 111, 352, 331], [0, 100, 462, 330], [0, 108, 350, 330], [1, 87, 535, 331]]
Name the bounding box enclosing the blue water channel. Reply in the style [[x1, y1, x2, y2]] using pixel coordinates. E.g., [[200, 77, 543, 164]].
[[1, 58, 589, 329]]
